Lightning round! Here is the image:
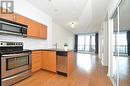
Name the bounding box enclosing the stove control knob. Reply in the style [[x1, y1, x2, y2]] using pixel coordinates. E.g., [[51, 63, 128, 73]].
[[16, 43, 19, 45], [0, 43, 3, 45], [12, 43, 14, 45], [7, 43, 10, 45], [7, 43, 11, 45]]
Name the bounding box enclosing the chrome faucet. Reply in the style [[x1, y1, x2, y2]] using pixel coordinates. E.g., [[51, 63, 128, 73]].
[[53, 43, 57, 50]]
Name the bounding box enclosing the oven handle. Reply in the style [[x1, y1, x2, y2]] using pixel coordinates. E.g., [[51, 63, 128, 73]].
[[2, 53, 31, 57]]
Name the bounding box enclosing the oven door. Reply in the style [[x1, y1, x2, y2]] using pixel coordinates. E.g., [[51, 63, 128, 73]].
[[1, 52, 31, 78]]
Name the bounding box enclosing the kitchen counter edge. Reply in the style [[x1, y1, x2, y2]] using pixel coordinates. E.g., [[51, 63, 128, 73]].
[[30, 49, 74, 52]]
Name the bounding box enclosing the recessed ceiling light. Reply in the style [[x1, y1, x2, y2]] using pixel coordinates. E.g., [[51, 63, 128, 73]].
[[54, 9, 58, 12], [48, 0, 52, 2]]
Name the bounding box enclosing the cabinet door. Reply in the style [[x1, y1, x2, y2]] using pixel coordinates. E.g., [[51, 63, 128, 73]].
[[40, 24, 47, 39], [67, 51, 75, 76], [26, 18, 40, 38], [15, 14, 26, 25], [42, 51, 56, 72], [32, 51, 42, 72], [47, 51, 56, 72], [43, 25, 47, 39], [42, 51, 48, 69]]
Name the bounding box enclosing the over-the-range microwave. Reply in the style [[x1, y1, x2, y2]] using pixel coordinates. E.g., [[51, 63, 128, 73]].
[[0, 18, 28, 37]]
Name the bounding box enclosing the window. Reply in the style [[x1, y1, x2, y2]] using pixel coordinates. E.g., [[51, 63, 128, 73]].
[[78, 34, 96, 53], [113, 32, 127, 55]]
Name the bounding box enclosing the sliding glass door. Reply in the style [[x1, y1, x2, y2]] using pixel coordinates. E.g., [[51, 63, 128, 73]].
[[119, 0, 130, 86], [111, 8, 119, 86]]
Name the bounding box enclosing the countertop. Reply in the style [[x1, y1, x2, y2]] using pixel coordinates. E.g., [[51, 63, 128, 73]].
[[30, 48, 74, 52]]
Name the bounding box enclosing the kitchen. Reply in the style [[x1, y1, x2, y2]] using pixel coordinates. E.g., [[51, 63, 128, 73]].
[[0, 0, 126, 86], [0, 0, 75, 86]]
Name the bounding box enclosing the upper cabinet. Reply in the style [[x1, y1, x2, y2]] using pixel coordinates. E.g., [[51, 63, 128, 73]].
[[0, 10, 47, 39], [15, 14, 26, 25], [26, 18, 47, 39], [40, 24, 47, 39], [0, 14, 16, 22]]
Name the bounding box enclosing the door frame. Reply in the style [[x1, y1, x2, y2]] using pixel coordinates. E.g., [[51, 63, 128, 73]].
[[108, 0, 123, 86]]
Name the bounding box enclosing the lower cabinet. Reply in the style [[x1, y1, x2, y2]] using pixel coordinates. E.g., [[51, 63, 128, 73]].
[[67, 51, 75, 76], [32, 50, 74, 74], [32, 51, 42, 72], [32, 51, 56, 73], [42, 51, 56, 72]]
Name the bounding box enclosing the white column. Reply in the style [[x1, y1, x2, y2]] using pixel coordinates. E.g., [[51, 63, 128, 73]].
[[108, 19, 113, 76], [101, 21, 108, 66]]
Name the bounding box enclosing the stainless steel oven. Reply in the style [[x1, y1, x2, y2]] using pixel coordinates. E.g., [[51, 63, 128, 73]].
[[0, 41, 32, 86], [1, 52, 31, 78]]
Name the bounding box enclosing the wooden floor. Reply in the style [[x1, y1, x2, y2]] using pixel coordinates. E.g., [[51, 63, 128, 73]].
[[14, 53, 112, 86], [119, 56, 130, 86]]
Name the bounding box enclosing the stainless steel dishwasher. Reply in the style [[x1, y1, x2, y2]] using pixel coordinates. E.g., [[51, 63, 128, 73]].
[[56, 51, 67, 76]]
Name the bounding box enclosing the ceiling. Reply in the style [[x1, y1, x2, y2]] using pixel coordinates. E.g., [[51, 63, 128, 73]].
[[120, 0, 130, 31], [27, 0, 110, 33], [112, 0, 130, 31]]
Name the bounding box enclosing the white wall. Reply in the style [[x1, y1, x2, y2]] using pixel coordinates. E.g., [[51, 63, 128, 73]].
[[99, 20, 109, 66], [52, 22, 74, 49], [98, 26, 103, 59], [0, 0, 74, 50]]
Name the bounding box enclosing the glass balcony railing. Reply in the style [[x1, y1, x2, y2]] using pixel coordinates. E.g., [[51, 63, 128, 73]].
[[78, 45, 96, 53], [113, 45, 128, 54]]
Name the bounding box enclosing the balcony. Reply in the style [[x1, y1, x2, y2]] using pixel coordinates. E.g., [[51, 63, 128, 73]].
[[113, 45, 128, 56]]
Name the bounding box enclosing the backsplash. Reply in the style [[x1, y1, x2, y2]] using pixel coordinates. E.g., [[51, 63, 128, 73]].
[[0, 35, 49, 49]]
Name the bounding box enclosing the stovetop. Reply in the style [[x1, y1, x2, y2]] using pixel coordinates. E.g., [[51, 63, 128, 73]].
[[0, 41, 31, 55]]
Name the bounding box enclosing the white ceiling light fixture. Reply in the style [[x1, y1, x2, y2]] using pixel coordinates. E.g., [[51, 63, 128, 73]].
[[71, 22, 75, 28]]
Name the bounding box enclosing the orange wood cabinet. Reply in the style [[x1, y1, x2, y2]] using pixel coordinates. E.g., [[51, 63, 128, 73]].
[[25, 17, 47, 39], [0, 8, 16, 21], [0, 14, 16, 21], [0, 10, 47, 39], [15, 14, 26, 25], [25, 18, 40, 38], [42, 51, 56, 72], [32, 51, 42, 73], [39, 24, 47, 39], [67, 51, 75, 76]]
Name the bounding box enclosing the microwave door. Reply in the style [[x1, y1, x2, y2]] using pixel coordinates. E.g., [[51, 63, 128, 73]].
[[0, 23, 22, 35]]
